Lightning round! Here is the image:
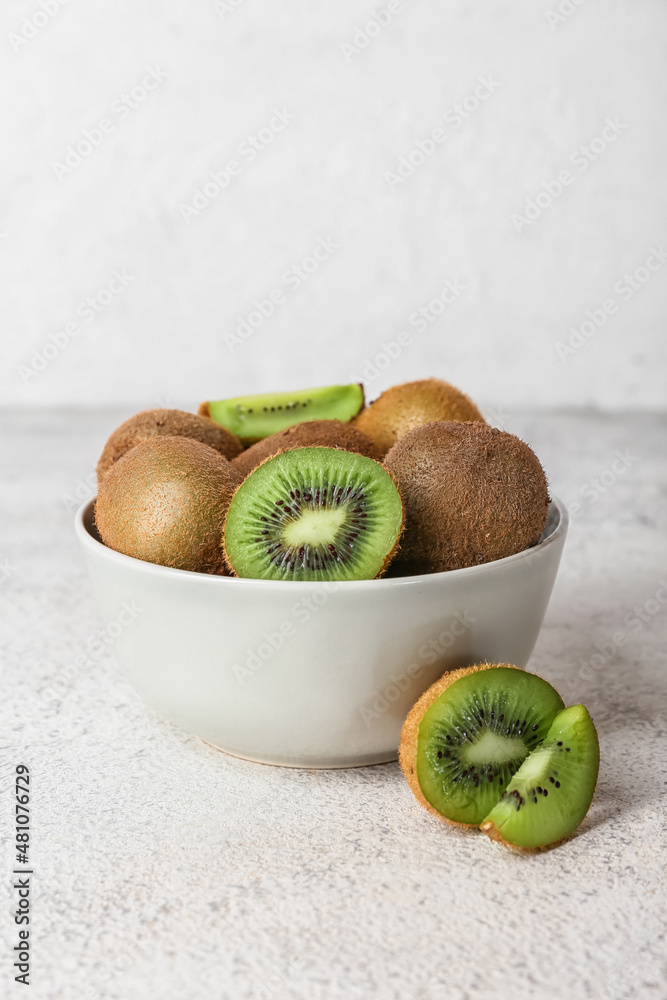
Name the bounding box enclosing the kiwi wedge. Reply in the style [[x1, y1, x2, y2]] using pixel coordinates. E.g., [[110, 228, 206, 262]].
[[97, 408, 243, 484], [480, 704, 599, 849], [384, 421, 550, 575], [223, 447, 404, 581], [95, 436, 241, 573], [232, 419, 381, 479], [354, 378, 484, 457], [400, 664, 599, 849], [200, 383, 364, 444]]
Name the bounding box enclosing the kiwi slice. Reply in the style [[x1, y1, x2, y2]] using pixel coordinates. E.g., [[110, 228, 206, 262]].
[[201, 384, 364, 444], [400, 664, 599, 849], [481, 704, 599, 849], [223, 447, 404, 581]]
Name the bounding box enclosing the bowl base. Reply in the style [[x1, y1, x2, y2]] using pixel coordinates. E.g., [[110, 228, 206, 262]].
[[201, 738, 399, 770]]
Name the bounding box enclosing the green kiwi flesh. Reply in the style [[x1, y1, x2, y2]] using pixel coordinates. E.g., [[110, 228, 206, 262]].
[[414, 667, 565, 826], [480, 704, 600, 849], [203, 384, 364, 443], [223, 447, 404, 581], [95, 436, 241, 573]]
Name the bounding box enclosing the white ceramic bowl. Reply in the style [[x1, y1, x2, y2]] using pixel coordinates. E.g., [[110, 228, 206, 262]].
[[75, 497, 568, 768]]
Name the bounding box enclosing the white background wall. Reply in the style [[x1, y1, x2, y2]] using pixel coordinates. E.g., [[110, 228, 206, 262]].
[[2, 0, 666, 413]]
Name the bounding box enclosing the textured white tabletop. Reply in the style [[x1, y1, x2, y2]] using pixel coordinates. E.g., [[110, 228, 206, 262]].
[[1, 410, 666, 1000]]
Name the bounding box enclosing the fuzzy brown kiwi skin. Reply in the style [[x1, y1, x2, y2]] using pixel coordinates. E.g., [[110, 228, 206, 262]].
[[384, 421, 550, 576], [95, 436, 242, 574], [399, 664, 523, 830], [222, 446, 405, 580], [354, 378, 484, 458], [96, 408, 243, 484], [231, 420, 381, 479]]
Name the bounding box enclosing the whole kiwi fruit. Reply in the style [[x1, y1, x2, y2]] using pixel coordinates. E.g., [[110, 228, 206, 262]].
[[96, 408, 243, 484], [232, 419, 381, 479], [354, 378, 485, 457], [383, 421, 549, 575], [95, 436, 242, 573]]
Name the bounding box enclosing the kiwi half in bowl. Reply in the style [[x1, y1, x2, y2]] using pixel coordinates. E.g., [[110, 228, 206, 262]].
[[223, 447, 404, 581], [400, 664, 599, 850]]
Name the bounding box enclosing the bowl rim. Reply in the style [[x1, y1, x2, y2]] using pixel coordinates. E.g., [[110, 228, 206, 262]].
[[75, 494, 568, 591]]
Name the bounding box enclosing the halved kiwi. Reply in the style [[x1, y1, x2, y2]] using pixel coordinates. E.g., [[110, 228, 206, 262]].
[[400, 664, 599, 849], [95, 436, 241, 573], [232, 419, 381, 479], [96, 408, 243, 483], [223, 447, 404, 581], [200, 384, 364, 444]]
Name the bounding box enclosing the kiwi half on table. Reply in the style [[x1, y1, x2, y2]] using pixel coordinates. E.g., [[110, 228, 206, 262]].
[[224, 447, 404, 581], [400, 664, 599, 850], [200, 383, 364, 444]]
